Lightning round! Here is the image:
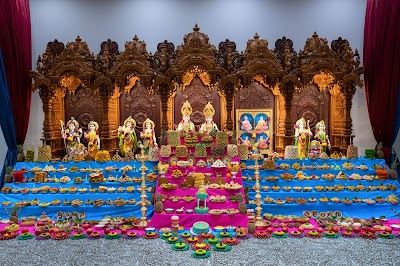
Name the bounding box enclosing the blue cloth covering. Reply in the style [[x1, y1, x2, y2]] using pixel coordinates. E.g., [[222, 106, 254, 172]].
[[241, 158, 400, 218], [0, 161, 157, 220], [1, 158, 399, 220]]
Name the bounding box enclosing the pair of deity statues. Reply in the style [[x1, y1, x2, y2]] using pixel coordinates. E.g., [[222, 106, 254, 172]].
[[177, 100, 218, 135], [61, 118, 99, 160], [294, 117, 331, 159], [61, 115, 157, 159], [117, 116, 157, 156]]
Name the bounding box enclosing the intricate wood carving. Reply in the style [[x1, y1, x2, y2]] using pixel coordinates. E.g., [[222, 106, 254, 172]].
[[65, 87, 103, 133], [120, 82, 160, 136], [291, 84, 330, 134], [174, 77, 219, 129], [31, 27, 364, 156], [235, 82, 274, 110]]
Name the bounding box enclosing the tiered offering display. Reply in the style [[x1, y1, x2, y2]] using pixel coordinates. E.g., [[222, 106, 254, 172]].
[[242, 157, 399, 218], [148, 135, 248, 229], [0, 160, 157, 220]]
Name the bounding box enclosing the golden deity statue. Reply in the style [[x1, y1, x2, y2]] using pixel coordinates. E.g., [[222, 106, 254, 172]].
[[177, 100, 195, 134], [199, 102, 218, 134], [84, 121, 100, 158], [294, 117, 312, 159], [140, 118, 157, 152], [314, 120, 331, 152], [118, 116, 137, 156]]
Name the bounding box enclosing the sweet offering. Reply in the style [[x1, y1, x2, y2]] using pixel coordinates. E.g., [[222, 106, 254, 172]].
[[175, 146, 189, 158], [194, 144, 207, 157], [216, 131, 228, 147], [284, 145, 298, 159], [37, 145, 52, 162], [167, 131, 181, 147], [347, 145, 358, 159], [227, 144, 238, 157], [160, 145, 172, 157], [191, 221, 210, 235]]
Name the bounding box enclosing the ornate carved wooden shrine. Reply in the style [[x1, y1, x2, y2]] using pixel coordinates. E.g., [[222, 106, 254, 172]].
[[31, 25, 363, 157]]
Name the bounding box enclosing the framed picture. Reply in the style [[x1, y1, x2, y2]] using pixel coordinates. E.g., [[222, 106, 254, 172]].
[[236, 109, 273, 154]]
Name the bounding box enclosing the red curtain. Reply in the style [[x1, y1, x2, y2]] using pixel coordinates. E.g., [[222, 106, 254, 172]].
[[363, 0, 400, 164], [0, 0, 32, 145]]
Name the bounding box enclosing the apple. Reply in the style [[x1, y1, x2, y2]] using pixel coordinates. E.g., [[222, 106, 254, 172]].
[[120, 228, 127, 234], [331, 226, 339, 233], [317, 227, 324, 233], [104, 228, 111, 234], [21, 228, 29, 233], [352, 227, 361, 233], [385, 226, 392, 233], [86, 228, 93, 234], [281, 227, 288, 233], [266, 227, 273, 233], [298, 225, 304, 232], [82, 223, 90, 230], [35, 229, 42, 236], [51, 227, 60, 234]]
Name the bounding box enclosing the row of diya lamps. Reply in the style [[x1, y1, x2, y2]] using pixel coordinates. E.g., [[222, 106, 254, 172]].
[[249, 214, 398, 239]]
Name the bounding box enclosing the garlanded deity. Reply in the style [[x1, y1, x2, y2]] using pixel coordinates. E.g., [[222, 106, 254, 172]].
[[177, 101, 195, 134], [84, 121, 100, 158], [61, 117, 83, 159], [240, 115, 252, 131], [118, 116, 137, 156], [199, 102, 218, 134], [294, 117, 312, 159], [140, 118, 157, 152], [314, 120, 331, 153], [255, 116, 269, 131]]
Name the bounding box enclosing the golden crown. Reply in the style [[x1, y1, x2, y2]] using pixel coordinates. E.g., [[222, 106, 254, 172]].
[[88, 121, 99, 130], [142, 118, 155, 129], [203, 102, 215, 118], [66, 117, 79, 128], [124, 116, 136, 128], [181, 101, 192, 117], [316, 120, 326, 129]]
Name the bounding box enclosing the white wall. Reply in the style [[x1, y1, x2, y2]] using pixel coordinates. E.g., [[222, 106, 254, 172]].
[[4, 0, 396, 169]]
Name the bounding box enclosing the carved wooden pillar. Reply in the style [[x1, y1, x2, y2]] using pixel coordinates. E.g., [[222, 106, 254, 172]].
[[224, 82, 235, 131], [52, 88, 66, 155], [100, 85, 120, 152], [159, 83, 170, 131], [275, 93, 286, 153], [280, 82, 295, 147], [39, 87, 54, 140], [340, 85, 356, 152]]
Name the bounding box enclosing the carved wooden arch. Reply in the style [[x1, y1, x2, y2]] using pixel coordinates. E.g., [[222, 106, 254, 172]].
[[31, 29, 364, 157]]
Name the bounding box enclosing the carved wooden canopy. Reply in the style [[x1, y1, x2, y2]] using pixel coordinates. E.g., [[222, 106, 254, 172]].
[[31, 25, 363, 156]]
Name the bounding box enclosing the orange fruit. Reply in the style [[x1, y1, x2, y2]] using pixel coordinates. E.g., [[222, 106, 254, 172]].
[[226, 173, 232, 178]]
